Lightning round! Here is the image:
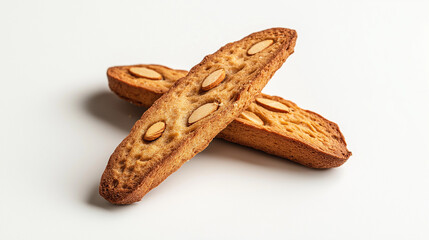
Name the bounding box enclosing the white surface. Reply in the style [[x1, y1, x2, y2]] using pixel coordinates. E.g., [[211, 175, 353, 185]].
[[1, 0, 428, 239]]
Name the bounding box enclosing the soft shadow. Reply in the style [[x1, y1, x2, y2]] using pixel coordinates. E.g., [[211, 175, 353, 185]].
[[84, 90, 146, 132], [87, 184, 118, 210], [84, 89, 146, 210]]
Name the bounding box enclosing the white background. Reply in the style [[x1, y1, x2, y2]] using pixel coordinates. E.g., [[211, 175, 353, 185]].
[[1, 0, 428, 239]]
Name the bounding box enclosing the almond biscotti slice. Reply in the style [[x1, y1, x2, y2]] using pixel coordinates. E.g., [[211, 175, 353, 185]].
[[100, 28, 297, 204], [108, 65, 351, 168]]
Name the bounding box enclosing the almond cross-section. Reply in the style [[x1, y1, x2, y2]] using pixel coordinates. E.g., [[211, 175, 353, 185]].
[[143, 121, 166, 141], [239, 111, 264, 125], [256, 98, 289, 113], [247, 40, 274, 55], [129, 67, 163, 80], [201, 69, 226, 91], [188, 103, 219, 125]]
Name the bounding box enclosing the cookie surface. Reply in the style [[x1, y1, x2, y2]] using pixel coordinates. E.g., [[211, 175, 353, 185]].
[[100, 28, 297, 204], [108, 65, 351, 169]]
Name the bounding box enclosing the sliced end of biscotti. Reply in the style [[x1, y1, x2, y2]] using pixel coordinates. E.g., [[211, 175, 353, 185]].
[[219, 93, 351, 168], [107, 64, 188, 107], [248, 94, 350, 158], [100, 28, 297, 204]]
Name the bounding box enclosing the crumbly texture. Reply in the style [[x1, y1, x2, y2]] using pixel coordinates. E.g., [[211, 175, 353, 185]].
[[108, 66, 351, 169], [100, 28, 297, 204]]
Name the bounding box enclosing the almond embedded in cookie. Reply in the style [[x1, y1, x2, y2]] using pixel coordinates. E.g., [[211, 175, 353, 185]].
[[247, 39, 274, 55], [129, 67, 163, 80], [201, 69, 226, 91], [256, 97, 289, 113], [143, 121, 166, 141], [239, 111, 264, 125], [188, 102, 219, 124]]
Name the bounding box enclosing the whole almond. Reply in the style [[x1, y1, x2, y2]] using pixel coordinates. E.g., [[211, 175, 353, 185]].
[[129, 67, 163, 80], [188, 102, 219, 124], [247, 39, 274, 55], [239, 111, 264, 125], [256, 97, 289, 113], [143, 121, 166, 141], [201, 69, 226, 91]]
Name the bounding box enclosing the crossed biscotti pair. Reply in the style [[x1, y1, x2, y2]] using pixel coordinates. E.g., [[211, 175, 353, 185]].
[[100, 28, 351, 204]]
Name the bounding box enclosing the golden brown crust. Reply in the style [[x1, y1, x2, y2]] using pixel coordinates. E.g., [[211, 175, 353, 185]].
[[100, 28, 297, 204], [108, 65, 351, 169]]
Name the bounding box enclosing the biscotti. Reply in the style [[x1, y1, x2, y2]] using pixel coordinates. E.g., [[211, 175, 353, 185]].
[[100, 28, 297, 204], [108, 65, 351, 169]]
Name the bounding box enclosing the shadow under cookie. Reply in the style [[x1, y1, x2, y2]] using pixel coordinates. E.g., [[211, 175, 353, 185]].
[[83, 89, 146, 133]]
